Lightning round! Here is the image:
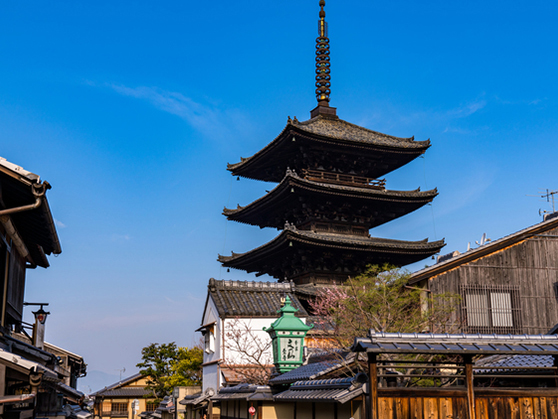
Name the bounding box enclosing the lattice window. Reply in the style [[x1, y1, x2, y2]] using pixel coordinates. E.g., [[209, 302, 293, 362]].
[[111, 402, 128, 414], [460, 284, 522, 334], [146, 403, 158, 412]]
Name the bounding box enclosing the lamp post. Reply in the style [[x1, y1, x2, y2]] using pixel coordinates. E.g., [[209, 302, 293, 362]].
[[264, 296, 313, 373], [24, 302, 50, 350]]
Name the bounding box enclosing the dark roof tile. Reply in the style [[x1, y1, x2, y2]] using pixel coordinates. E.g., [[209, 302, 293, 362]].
[[208, 279, 308, 318]]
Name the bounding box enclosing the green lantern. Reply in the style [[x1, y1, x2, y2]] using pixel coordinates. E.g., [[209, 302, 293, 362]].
[[264, 296, 313, 373]]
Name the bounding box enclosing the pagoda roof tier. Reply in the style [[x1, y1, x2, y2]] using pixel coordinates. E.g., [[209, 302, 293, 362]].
[[223, 169, 438, 229], [218, 226, 445, 280], [227, 115, 431, 182]]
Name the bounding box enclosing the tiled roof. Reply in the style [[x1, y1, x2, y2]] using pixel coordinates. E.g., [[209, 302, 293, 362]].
[[268, 359, 343, 385], [213, 384, 272, 401], [208, 278, 308, 317], [274, 375, 366, 404], [475, 354, 553, 373], [351, 332, 558, 356], [227, 116, 430, 183], [223, 170, 437, 229], [218, 227, 445, 277], [292, 115, 426, 148], [90, 373, 147, 397], [228, 115, 428, 173], [269, 351, 363, 385], [92, 387, 153, 398]]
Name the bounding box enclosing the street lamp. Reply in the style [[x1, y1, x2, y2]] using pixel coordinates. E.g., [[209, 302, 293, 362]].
[[264, 296, 313, 374]]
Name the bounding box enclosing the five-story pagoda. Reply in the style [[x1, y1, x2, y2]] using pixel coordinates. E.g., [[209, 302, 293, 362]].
[[219, 1, 444, 285]]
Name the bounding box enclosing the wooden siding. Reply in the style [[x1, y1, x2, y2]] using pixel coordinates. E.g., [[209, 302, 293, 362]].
[[376, 394, 558, 419], [428, 226, 558, 334], [5, 247, 25, 325]]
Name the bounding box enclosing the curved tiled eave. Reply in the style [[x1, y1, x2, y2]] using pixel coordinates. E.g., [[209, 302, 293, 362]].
[[223, 172, 438, 229], [0, 169, 61, 267], [218, 228, 445, 279], [227, 116, 430, 182]]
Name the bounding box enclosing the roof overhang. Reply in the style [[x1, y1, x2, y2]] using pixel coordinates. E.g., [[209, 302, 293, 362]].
[[0, 348, 58, 381], [351, 331, 558, 357]]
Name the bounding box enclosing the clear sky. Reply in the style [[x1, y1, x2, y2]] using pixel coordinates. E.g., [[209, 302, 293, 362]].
[[1, 0, 556, 392]]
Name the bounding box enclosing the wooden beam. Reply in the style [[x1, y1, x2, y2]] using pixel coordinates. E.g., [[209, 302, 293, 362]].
[[464, 355, 475, 419], [368, 353, 378, 419]]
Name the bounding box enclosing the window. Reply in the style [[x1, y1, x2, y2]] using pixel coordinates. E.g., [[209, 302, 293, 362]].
[[146, 403, 157, 412], [111, 402, 128, 417], [204, 324, 215, 354], [461, 285, 522, 334]]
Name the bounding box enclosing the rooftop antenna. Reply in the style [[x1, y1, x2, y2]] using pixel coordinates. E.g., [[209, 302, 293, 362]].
[[475, 233, 491, 247], [116, 367, 126, 382], [528, 189, 557, 216]]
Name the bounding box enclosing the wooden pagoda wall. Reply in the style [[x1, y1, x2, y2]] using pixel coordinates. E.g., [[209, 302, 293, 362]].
[[425, 225, 558, 335]]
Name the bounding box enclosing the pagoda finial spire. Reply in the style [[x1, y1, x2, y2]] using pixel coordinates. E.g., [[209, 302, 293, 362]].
[[315, 0, 331, 106], [311, 1, 336, 119]]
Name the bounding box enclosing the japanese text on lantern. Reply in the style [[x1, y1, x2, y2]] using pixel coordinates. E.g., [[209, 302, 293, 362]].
[[280, 338, 300, 361]]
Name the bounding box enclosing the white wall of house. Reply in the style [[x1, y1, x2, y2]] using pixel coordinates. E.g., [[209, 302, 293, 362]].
[[201, 294, 307, 391], [201, 297, 221, 394]]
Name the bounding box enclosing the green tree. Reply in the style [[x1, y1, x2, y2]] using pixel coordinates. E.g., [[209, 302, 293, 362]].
[[136, 343, 203, 399], [310, 264, 459, 349]]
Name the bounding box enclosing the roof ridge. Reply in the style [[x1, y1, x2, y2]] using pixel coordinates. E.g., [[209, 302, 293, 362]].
[[409, 214, 558, 283], [210, 279, 293, 290]]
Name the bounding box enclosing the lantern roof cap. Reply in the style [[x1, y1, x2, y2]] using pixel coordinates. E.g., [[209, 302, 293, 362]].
[[264, 296, 313, 333]]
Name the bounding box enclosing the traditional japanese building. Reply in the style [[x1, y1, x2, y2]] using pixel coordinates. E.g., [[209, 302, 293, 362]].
[[219, 1, 444, 285]]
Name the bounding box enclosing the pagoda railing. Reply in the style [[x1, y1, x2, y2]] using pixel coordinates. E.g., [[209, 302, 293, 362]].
[[301, 169, 385, 189]]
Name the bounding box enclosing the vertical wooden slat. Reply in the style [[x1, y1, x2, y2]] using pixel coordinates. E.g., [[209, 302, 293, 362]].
[[475, 398, 488, 419], [464, 356, 476, 419], [519, 397, 533, 419], [378, 397, 393, 419], [547, 397, 558, 419], [439, 397, 453, 419], [487, 397, 498, 419], [538, 397, 547, 419], [532, 397, 541, 419], [507, 397, 519, 419], [395, 398, 409, 419], [455, 398, 468, 419], [368, 353, 379, 419], [422, 398, 439, 419]]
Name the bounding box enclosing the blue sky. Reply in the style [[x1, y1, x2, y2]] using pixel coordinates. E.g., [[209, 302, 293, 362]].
[[1, 0, 556, 391]]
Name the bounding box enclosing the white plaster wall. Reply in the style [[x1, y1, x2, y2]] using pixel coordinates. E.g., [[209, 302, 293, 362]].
[[222, 317, 307, 365], [202, 363, 218, 394], [201, 298, 221, 363]]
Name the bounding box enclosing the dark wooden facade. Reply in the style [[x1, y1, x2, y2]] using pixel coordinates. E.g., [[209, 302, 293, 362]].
[[352, 332, 558, 419], [409, 215, 558, 335]]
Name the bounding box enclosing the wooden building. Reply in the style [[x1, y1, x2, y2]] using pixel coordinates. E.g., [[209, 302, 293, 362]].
[[0, 156, 87, 419], [219, 0, 443, 286], [352, 331, 558, 419], [91, 373, 157, 419], [409, 213, 558, 335]]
